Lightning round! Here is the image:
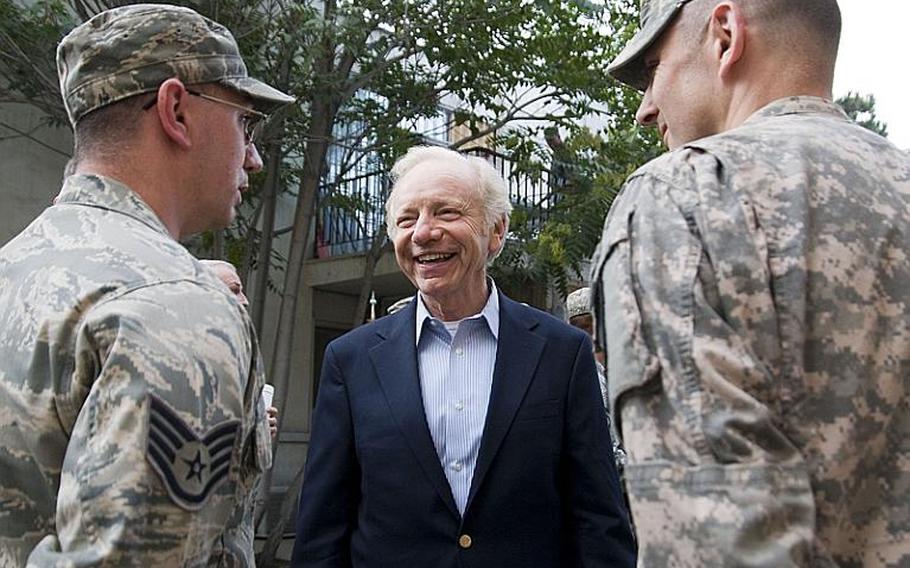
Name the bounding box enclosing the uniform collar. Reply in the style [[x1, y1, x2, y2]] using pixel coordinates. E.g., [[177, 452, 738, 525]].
[[744, 96, 849, 125], [54, 174, 173, 239]]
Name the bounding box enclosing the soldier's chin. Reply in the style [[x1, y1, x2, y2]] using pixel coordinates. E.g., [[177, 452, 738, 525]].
[[206, 213, 235, 233], [226, 206, 240, 225]]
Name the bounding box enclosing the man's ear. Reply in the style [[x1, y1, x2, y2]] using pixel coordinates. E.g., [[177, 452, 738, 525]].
[[151, 77, 193, 149], [708, 1, 746, 80], [488, 215, 508, 256]]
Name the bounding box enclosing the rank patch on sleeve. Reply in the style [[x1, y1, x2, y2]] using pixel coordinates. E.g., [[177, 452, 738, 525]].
[[146, 394, 240, 511]]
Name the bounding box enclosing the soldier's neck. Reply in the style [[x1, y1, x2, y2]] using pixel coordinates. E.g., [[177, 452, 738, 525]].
[[73, 159, 184, 241]]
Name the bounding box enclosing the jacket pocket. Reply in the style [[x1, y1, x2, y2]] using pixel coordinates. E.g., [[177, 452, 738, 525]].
[[625, 461, 817, 567], [514, 399, 561, 422]]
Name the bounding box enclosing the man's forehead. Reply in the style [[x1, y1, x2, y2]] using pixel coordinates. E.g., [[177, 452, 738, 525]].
[[642, 22, 671, 62], [404, 157, 474, 182], [207, 260, 238, 278], [606, 0, 696, 89], [394, 161, 479, 202]]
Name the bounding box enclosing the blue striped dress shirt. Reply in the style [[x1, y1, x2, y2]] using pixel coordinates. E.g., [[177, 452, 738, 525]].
[[415, 284, 499, 516]]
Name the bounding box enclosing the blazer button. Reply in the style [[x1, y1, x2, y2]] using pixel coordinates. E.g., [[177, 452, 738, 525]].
[[458, 534, 473, 549]]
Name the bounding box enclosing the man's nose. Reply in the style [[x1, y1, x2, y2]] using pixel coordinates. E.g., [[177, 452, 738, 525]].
[[635, 88, 659, 127], [244, 142, 264, 174], [411, 216, 439, 244]]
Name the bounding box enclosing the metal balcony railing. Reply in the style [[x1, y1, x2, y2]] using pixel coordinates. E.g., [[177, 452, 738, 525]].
[[314, 147, 557, 258]]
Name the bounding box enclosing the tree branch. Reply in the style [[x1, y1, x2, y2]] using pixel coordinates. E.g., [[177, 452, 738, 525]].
[[0, 29, 59, 99], [0, 121, 71, 158], [449, 93, 568, 150]]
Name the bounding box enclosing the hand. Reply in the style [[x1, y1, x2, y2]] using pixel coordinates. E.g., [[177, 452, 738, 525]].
[[267, 406, 278, 439]]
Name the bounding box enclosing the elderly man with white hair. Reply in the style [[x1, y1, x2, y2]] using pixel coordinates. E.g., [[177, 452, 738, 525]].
[[293, 145, 635, 567]]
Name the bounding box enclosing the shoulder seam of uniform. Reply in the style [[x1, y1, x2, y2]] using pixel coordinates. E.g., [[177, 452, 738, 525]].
[[88, 277, 234, 312]]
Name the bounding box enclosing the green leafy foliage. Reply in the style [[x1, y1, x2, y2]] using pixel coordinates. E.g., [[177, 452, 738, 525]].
[[0, 0, 657, 295], [836, 91, 888, 137], [487, 0, 664, 294], [491, 119, 662, 295], [0, 0, 75, 126]]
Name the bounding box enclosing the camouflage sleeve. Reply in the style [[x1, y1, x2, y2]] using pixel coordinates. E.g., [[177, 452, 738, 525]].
[[25, 280, 269, 567], [592, 158, 818, 566]]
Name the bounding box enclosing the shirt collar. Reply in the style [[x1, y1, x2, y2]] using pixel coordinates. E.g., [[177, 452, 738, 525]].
[[415, 279, 500, 345], [54, 174, 173, 239]]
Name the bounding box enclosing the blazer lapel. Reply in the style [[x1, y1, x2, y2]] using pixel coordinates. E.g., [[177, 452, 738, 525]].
[[369, 302, 460, 518], [465, 294, 545, 512]]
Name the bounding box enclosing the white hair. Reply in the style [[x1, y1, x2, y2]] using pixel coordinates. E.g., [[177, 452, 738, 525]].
[[385, 146, 512, 261]]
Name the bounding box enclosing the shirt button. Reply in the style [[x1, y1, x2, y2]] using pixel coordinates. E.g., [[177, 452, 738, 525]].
[[452, 461, 464, 472], [454, 400, 464, 411], [459, 534, 472, 549], [454, 347, 463, 356]]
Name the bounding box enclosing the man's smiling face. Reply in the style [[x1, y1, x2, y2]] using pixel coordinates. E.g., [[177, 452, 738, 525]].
[[389, 158, 503, 317]]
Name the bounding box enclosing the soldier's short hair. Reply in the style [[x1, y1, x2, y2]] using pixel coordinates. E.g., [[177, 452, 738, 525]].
[[609, 0, 842, 90], [681, 0, 841, 58], [749, 0, 841, 56], [71, 95, 147, 166]]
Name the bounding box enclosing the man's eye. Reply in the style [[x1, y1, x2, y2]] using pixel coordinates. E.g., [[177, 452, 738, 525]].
[[644, 60, 659, 83], [241, 115, 265, 143], [438, 209, 460, 220], [397, 217, 415, 228]]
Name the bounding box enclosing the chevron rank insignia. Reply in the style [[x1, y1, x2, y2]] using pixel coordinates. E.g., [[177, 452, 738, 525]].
[[146, 394, 240, 511]]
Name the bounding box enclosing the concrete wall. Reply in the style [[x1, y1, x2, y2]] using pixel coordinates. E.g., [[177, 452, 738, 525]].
[[0, 104, 72, 246]]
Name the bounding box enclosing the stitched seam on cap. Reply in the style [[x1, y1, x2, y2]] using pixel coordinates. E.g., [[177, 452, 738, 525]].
[[69, 53, 244, 93]]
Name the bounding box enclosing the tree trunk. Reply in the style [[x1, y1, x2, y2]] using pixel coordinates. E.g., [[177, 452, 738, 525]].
[[250, 51, 294, 336], [257, 4, 345, 562], [212, 230, 224, 259], [351, 234, 391, 328], [257, 98, 338, 568], [250, 143, 282, 336], [239, 201, 262, 302]]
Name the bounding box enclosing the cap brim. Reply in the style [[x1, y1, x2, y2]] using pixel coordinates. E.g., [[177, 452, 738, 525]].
[[223, 76, 295, 112], [607, 3, 686, 91]]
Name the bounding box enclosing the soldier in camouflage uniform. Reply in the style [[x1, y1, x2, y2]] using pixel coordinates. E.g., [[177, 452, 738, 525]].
[[567, 287, 627, 472], [591, 0, 909, 566], [0, 4, 293, 566], [567, 287, 608, 407]]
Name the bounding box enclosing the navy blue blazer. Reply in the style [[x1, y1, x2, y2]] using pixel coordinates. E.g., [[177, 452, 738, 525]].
[[292, 292, 635, 567]]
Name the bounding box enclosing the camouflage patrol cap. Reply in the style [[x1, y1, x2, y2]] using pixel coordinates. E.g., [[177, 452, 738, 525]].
[[56, 4, 294, 126], [566, 287, 592, 320], [608, 0, 695, 90]]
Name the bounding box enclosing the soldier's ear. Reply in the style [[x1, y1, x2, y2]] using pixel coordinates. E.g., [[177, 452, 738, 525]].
[[152, 78, 193, 150], [708, 1, 746, 80]]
